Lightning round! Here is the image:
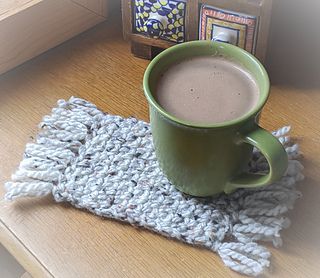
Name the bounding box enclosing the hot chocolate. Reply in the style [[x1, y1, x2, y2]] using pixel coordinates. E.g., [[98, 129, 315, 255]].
[[155, 56, 259, 124]]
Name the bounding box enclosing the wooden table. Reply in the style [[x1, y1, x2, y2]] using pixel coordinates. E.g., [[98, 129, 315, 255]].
[[1, 15, 320, 278]]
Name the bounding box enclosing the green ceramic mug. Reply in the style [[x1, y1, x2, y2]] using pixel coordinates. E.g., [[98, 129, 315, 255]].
[[143, 41, 288, 197]]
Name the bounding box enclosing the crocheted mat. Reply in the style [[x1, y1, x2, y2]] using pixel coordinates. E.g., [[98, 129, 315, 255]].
[[5, 97, 304, 276]]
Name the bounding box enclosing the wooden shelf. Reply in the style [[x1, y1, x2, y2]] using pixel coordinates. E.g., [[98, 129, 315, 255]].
[[0, 0, 109, 75]]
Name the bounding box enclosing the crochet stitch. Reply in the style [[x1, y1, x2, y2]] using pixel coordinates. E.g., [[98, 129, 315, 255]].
[[5, 97, 304, 276]]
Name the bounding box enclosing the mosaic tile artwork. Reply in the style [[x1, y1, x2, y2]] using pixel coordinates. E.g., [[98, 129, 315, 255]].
[[199, 4, 258, 54], [133, 0, 186, 43]]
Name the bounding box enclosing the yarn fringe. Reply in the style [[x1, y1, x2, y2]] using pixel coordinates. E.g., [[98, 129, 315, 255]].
[[4, 98, 304, 277]]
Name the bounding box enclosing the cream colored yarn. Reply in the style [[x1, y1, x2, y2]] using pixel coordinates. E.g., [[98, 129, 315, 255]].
[[5, 97, 304, 276]]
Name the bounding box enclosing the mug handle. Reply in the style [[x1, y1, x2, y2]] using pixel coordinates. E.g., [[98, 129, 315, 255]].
[[224, 125, 288, 194]]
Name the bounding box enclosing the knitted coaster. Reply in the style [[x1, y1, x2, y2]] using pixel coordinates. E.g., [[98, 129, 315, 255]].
[[5, 97, 304, 276]]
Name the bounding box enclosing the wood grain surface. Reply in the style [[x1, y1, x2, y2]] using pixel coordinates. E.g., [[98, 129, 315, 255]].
[[71, 0, 109, 16], [0, 12, 320, 278]]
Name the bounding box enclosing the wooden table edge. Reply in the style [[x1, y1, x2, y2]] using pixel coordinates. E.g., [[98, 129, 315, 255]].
[[0, 219, 52, 278]]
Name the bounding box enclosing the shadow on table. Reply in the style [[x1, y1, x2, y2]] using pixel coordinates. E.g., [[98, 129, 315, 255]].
[[281, 175, 320, 249]]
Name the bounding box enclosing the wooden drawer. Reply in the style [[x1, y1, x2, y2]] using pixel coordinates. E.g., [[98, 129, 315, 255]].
[[122, 0, 272, 63], [199, 4, 259, 55], [132, 0, 187, 43]]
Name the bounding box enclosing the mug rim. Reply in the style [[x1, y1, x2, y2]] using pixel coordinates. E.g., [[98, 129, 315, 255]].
[[143, 40, 270, 129]]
